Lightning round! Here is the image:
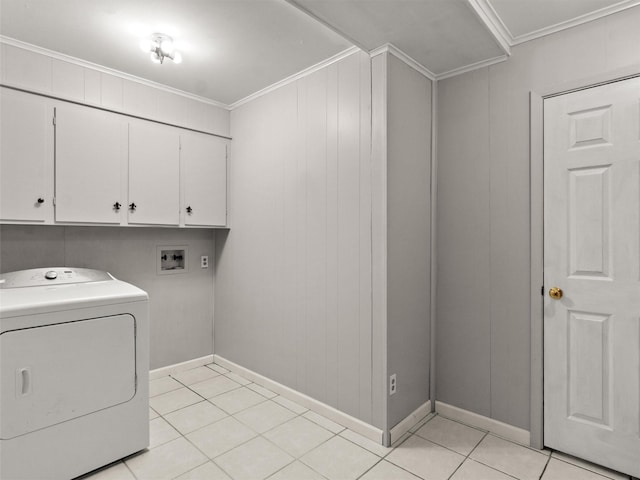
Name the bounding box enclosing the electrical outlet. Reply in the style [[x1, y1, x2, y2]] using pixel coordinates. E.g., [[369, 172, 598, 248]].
[[201, 255, 209, 268], [389, 374, 397, 395]]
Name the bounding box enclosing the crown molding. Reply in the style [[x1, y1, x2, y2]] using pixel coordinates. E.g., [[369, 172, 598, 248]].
[[509, 0, 640, 45], [469, 0, 640, 49], [467, 0, 512, 55], [370, 44, 437, 81], [0, 35, 230, 110], [436, 54, 508, 81], [229, 46, 361, 110]]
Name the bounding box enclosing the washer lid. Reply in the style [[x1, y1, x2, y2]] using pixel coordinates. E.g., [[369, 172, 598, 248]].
[[0, 268, 148, 318]]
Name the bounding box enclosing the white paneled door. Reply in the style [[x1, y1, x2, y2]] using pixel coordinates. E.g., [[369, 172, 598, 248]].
[[543, 77, 640, 477]]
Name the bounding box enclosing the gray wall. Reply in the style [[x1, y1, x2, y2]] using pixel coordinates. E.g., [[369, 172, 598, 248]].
[[215, 51, 379, 426], [0, 225, 215, 369], [436, 7, 640, 430], [385, 54, 432, 428]]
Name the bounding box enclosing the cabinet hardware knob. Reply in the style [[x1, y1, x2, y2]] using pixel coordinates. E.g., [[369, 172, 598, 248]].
[[129, 202, 137, 211], [113, 202, 121, 211], [186, 206, 193, 214], [37, 198, 45, 204]]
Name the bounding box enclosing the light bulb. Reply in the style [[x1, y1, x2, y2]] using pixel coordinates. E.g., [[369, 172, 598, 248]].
[[160, 39, 174, 55], [150, 52, 161, 64], [172, 51, 182, 64]]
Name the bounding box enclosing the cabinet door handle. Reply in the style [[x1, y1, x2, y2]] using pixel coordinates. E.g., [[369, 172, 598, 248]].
[[113, 202, 121, 211], [186, 206, 193, 214], [129, 202, 137, 211], [37, 198, 45, 204]]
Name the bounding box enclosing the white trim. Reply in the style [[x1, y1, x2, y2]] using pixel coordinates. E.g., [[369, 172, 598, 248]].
[[370, 44, 436, 81], [466, 0, 512, 55], [214, 355, 385, 444], [370, 52, 389, 445], [229, 46, 361, 110], [389, 401, 432, 444], [436, 54, 508, 81], [149, 354, 214, 380], [470, 0, 640, 48], [509, 0, 640, 45], [529, 91, 544, 450], [429, 80, 438, 415], [435, 401, 531, 446], [0, 36, 230, 110]]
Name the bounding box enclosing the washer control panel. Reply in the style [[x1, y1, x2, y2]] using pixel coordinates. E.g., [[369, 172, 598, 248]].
[[0, 268, 113, 289]]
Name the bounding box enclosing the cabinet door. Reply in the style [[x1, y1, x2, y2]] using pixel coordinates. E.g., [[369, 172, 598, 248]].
[[0, 88, 52, 222], [128, 121, 180, 225], [181, 134, 227, 227], [55, 104, 124, 223]]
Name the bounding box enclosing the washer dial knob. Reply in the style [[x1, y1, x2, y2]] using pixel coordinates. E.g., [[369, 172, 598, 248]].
[[44, 270, 58, 280]]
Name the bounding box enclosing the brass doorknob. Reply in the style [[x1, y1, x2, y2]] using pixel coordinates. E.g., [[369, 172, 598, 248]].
[[549, 287, 563, 300]]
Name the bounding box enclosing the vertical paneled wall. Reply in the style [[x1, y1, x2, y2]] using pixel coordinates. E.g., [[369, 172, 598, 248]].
[[436, 7, 640, 431], [215, 51, 378, 426]]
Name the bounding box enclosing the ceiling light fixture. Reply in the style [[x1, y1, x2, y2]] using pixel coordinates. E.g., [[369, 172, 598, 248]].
[[140, 33, 182, 64]]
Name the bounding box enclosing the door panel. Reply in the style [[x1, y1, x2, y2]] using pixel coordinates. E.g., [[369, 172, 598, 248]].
[[568, 167, 610, 278], [544, 76, 640, 477], [567, 311, 611, 427]]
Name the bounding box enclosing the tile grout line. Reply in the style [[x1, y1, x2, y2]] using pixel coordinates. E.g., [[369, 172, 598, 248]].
[[354, 457, 385, 480], [122, 459, 139, 480], [279, 429, 339, 479], [550, 454, 631, 480], [463, 432, 546, 480], [538, 453, 552, 480], [444, 430, 492, 480]]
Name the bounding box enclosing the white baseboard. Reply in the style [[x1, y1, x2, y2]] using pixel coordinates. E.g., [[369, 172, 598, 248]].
[[214, 355, 385, 445], [435, 401, 531, 446], [149, 354, 214, 380], [389, 400, 432, 445]]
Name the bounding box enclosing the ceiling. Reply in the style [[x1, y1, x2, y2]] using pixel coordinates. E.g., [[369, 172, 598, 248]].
[[1, 0, 638, 106]]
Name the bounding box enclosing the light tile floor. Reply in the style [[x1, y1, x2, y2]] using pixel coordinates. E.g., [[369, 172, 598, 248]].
[[80, 363, 632, 480]]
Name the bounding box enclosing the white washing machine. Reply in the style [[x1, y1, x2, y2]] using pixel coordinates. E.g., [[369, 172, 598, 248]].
[[0, 267, 149, 480]]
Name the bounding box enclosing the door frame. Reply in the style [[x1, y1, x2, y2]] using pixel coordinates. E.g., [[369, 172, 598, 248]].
[[529, 65, 640, 449]]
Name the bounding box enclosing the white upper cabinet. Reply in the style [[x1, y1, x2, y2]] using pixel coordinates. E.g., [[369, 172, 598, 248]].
[[181, 134, 227, 227], [128, 121, 180, 226], [1, 88, 228, 228], [55, 103, 125, 224], [0, 88, 53, 222]]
